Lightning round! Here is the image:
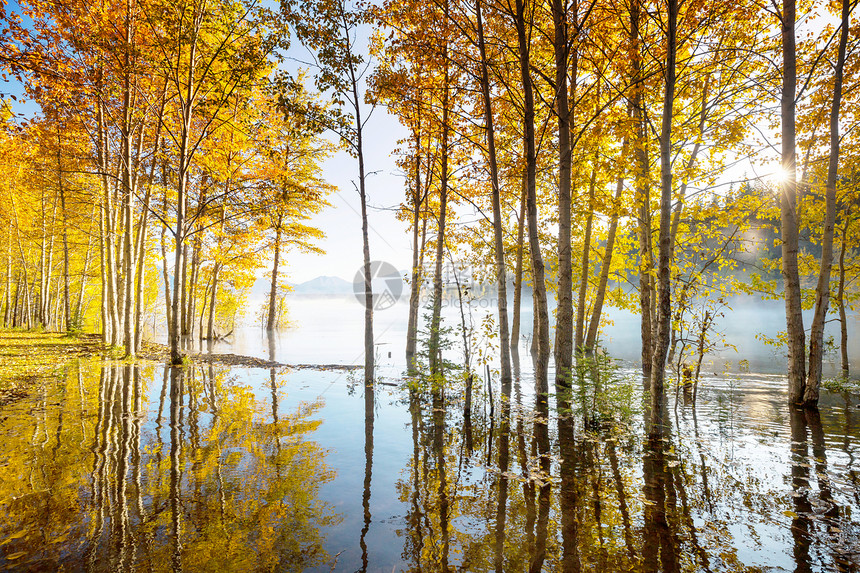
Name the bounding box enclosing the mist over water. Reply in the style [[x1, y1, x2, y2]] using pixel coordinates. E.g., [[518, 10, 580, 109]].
[[175, 290, 860, 379]]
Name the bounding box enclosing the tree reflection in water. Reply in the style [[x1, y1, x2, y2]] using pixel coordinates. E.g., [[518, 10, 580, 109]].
[[0, 361, 338, 571], [391, 365, 860, 572], [2, 358, 860, 571]]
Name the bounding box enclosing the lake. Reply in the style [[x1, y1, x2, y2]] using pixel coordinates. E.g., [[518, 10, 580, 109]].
[[0, 294, 858, 571]]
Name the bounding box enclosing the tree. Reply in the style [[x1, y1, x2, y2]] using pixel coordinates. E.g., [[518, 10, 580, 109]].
[[292, 0, 376, 382]]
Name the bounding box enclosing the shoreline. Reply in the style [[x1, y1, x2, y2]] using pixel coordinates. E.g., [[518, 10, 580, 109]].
[[0, 330, 360, 407]]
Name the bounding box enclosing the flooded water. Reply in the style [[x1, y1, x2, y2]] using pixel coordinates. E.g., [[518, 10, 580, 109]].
[[1, 356, 859, 571], [2, 294, 860, 571]]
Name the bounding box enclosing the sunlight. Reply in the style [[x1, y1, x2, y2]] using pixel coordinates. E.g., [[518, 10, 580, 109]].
[[770, 165, 793, 186]]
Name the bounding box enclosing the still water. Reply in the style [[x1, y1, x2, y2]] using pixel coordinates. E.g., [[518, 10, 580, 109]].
[[1, 360, 859, 570], [1, 295, 859, 571]]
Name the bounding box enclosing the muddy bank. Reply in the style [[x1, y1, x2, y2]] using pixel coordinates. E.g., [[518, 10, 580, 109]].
[[139, 341, 361, 371]]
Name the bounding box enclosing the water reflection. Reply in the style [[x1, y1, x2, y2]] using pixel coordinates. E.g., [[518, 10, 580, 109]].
[[0, 361, 338, 571], [2, 358, 860, 571], [359, 373, 374, 571]]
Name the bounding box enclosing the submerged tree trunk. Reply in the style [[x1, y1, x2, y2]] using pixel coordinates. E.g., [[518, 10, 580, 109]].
[[405, 118, 425, 372], [428, 8, 450, 377], [514, 0, 550, 399], [553, 0, 574, 391], [780, 0, 806, 404], [170, 24, 198, 365], [575, 163, 597, 352], [649, 0, 678, 433], [804, 0, 849, 407], [133, 107, 163, 353], [837, 217, 850, 379], [346, 52, 374, 383], [359, 365, 375, 568], [585, 137, 627, 353], [477, 0, 512, 389], [630, 0, 654, 379], [511, 182, 527, 364]]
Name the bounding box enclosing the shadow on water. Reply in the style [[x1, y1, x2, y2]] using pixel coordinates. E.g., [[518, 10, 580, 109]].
[[1, 353, 860, 571]]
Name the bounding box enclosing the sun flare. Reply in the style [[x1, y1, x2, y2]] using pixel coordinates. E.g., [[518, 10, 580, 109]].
[[770, 165, 793, 185]]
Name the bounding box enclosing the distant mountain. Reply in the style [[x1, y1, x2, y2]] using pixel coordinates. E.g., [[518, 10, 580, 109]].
[[290, 275, 354, 295]]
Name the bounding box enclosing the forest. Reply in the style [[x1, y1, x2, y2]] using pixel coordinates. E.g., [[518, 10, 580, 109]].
[[0, 0, 859, 570]]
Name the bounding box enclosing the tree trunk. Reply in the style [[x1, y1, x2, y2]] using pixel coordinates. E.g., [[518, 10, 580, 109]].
[[347, 53, 374, 383], [630, 0, 654, 379], [57, 128, 71, 332], [267, 223, 282, 331], [26, 273, 35, 329], [74, 208, 94, 328], [132, 205, 147, 351], [511, 182, 527, 362], [121, 0, 136, 356], [198, 278, 210, 338], [585, 141, 627, 353], [44, 191, 59, 327], [405, 118, 424, 372], [11, 272, 21, 328], [99, 111, 120, 345], [38, 190, 47, 327], [649, 0, 678, 432], [99, 201, 109, 340], [95, 90, 118, 343], [8, 190, 31, 330], [552, 0, 574, 391], [133, 113, 163, 352], [428, 7, 450, 377], [4, 226, 11, 327], [804, 0, 849, 406], [837, 217, 850, 379], [207, 263, 219, 341], [693, 310, 712, 384], [160, 223, 172, 340], [170, 24, 198, 365], [575, 162, 597, 351], [514, 0, 550, 398], [180, 242, 189, 339], [476, 0, 512, 388], [780, 0, 806, 404]]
